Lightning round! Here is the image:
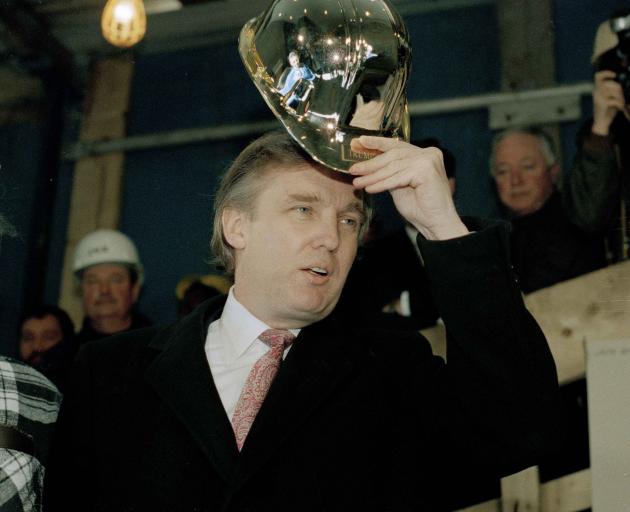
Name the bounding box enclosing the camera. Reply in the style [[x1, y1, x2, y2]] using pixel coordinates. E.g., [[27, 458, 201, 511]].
[[594, 10, 630, 102]]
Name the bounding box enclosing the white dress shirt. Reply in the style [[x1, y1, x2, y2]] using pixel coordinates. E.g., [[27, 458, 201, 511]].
[[395, 224, 424, 317], [204, 287, 299, 419]]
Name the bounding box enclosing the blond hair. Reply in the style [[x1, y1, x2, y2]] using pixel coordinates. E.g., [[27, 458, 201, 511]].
[[210, 131, 372, 276]]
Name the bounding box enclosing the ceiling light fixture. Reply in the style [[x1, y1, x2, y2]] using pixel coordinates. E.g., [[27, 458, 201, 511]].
[[101, 0, 147, 48]]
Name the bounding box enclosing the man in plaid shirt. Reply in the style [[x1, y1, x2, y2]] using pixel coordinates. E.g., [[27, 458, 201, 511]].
[[0, 357, 61, 512]]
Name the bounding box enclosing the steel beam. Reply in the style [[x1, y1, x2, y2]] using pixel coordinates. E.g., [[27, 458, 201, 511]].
[[63, 82, 591, 161]]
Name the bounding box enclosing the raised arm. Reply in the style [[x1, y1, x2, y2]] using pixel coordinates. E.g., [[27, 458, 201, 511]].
[[349, 136, 468, 241], [351, 136, 561, 478], [564, 71, 624, 233]]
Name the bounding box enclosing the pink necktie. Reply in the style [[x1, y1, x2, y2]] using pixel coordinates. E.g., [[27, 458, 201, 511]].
[[231, 329, 295, 450]]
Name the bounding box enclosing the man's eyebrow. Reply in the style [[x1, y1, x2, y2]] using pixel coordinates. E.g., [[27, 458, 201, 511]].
[[286, 193, 365, 219], [342, 201, 367, 221], [286, 193, 321, 203]]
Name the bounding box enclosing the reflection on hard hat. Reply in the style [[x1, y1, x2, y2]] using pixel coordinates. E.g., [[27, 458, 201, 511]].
[[239, 0, 412, 172]]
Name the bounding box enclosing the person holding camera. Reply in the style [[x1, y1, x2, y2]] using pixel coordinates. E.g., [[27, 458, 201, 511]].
[[565, 10, 630, 262]]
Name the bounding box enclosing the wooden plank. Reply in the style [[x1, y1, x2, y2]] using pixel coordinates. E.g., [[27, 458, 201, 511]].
[[422, 322, 446, 359], [525, 261, 630, 384], [455, 469, 592, 512], [80, 57, 134, 141], [458, 498, 499, 512], [500, 466, 540, 511], [495, 0, 563, 179], [58, 56, 134, 326], [496, 0, 555, 92], [422, 261, 630, 385], [540, 469, 591, 511]]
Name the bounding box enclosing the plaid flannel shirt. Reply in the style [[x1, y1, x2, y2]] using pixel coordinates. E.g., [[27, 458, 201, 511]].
[[0, 357, 61, 511]]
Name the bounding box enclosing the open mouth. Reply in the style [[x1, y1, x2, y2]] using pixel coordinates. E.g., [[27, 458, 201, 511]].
[[306, 267, 329, 277]]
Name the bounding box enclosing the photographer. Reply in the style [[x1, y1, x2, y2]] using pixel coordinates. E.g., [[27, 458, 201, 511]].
[[566, 10, 630, 262]]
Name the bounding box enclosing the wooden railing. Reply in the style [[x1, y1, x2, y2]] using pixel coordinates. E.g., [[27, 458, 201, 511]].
[[420, 260, 630, 511]]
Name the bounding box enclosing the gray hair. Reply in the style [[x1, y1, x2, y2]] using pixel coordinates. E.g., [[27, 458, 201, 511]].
[[489, 126, 557, 176], [210, 130, 373, 276]]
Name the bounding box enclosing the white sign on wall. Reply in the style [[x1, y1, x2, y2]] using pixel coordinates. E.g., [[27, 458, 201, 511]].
[[586, 338, 630, 511]]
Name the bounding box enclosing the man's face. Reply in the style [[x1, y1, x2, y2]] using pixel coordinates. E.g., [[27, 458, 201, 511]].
[[81, 263, 139, 322], [20, 314, 63, 365], [224, 163, 365, 329], [493, 133, 559, 217]]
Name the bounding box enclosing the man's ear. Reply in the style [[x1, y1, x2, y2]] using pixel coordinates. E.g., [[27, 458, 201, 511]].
[[447, 177, 456, 196], [131, 280, 141, 304], [549, 163, 561, 184], [222, 207, 248, 250]]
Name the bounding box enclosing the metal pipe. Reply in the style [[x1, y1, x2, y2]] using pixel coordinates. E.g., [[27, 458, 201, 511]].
[[63, 120, 279, 161], [63, 81, 592, 161], [408, 81, 592, 116]]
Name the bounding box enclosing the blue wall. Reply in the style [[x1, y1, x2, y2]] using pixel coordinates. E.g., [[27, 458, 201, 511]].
[[0, 121, 46, 354], [1, 0, 625, 346], [116, 3, 504, 326]]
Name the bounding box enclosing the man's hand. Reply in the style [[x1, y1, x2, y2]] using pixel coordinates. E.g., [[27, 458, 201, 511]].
[[592, 70, 628, 136], [349, 136, 469, 241]]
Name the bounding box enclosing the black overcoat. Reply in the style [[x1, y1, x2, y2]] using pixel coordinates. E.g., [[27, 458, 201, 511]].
[[339, 227, 440, 330], [45, 224, 561, 511]]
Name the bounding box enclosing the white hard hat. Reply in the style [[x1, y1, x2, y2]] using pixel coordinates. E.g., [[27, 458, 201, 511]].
[[73, 229, 144, 283]]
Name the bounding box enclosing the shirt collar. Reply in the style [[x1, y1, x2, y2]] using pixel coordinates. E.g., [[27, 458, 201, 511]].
[[404, 224, 423, 261], [218, 287, 300, 363]]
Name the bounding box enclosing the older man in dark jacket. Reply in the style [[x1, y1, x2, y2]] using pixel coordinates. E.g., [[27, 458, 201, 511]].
[[490, 127, 608, 293]]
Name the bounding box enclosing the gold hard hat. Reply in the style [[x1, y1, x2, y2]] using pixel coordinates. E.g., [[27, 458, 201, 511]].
[[239, 0, 412, 172]]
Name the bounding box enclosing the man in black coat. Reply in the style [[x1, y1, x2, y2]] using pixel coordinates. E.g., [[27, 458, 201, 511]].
[[46, 131, 560, 511], [338, 139, 456, 331]]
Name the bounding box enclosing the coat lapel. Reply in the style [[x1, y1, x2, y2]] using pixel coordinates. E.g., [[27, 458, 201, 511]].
[[144, 297, 239, 483], [231, 316, 355, 492]]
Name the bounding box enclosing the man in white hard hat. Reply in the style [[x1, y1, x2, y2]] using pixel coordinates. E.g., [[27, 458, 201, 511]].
[[565, 10, 630, 262], [73, 229, 151, 345]]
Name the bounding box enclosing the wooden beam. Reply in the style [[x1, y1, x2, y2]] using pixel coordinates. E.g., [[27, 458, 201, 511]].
[[58, 56, 134, 327], [496, 0, 555, 92], [454, 469, 592, 511], [458, 498, 499, 511], [422, 260, 630, 385], [525, 260, 630, 384], [0, 0, 82, 92], [540, 468, 591, 511], [500, 466, 540, 511]]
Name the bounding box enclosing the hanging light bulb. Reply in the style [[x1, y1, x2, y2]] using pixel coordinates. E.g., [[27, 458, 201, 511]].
[[101, 0, 147, 48]]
